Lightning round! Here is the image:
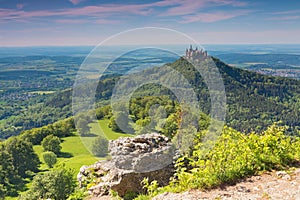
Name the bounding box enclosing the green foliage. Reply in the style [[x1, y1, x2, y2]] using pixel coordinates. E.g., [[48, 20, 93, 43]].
[[133, 195, 151, 200], [173, 124, 300, 191], [95, 105, 112, 120], [20, 117, 75, 145], [141, 178, 160, 197], [109, 190, 122, 200], [172, 125, 197, 155], [42, 151, 57, 168], [91, 135, 109, 157], [0, 144, 20, 198], [41, 134, 61, 154], [76, 118, 90, 136], [108, 116, 122, 132], [19, 167, 76, 200], [124, 191, 139, 200], [5, 137, 39, 178], [108, 111, 134, 133], [67, 188, 87, 200]]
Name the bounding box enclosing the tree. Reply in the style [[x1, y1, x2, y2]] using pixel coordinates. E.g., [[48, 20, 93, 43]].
[[5, 137, 39, 178], [42, 151, 57, 168], [0, 144, 20, 198], [108, 116, 122, 132], [172, 125, 197, 155], [161, 113, 179, 137], [41, 135, 61, 154], [108, 112, 134, 133], [92, 136, 109, 157], [96, 105, 111, 120], [76, 118, 90, 136], [19, 168, 76, 200]]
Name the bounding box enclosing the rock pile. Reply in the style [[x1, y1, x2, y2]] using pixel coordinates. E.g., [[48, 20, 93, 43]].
[[109, 133, 175, 172], [77, 133, 177, 197]]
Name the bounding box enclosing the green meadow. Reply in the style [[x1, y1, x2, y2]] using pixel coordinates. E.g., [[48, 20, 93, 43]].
[[34, 119, 132, 172]]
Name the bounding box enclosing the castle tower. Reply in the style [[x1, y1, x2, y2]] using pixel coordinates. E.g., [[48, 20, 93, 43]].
[[185, 45, 208, 61]]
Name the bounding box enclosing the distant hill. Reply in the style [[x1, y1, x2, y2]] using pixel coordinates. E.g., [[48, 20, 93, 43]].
[[1, 55, 300, 139], [168, 57, 300, 133], [29, 56, 300, 134]]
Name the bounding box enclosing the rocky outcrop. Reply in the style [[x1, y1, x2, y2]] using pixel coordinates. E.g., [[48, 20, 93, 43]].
[[77, 133, 177, 197]]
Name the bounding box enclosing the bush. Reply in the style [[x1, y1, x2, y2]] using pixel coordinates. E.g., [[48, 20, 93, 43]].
[[76, 118, 90, 136], [41, 135, 61, 154], [42, 151, 57, 168], [92, 136, 109, 157], [173, 124, 300, 190], [67, 188, 87, 200], [19, 167, 76, 200]]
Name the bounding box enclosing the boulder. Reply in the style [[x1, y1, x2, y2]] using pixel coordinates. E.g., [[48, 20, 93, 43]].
[[78, 133, 177, 197]]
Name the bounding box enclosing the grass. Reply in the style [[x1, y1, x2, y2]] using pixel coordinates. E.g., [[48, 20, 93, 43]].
[[34, 119, 131, 172], [90, 119, 133, 139], [33, 135, 98, 172], [6, 119, 131, 199]]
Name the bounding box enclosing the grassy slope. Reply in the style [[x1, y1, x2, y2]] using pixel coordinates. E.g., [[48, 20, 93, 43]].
[[34, 119, 131, 171], [6, 119, 132, 199]]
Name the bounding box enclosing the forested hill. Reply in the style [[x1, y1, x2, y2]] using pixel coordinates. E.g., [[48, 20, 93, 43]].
[[169, 57, 300, 133], [1, 56, 299, 139], [52, 56, 300, 134]]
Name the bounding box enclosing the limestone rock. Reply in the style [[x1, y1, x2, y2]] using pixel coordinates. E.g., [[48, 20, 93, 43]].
[[78, 133, 177, 197]]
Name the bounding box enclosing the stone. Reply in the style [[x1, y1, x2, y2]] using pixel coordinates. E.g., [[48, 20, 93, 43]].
[[236, 186, 250, 193], [294, 169, 300, 175], [276, 171, 291, 180], [78, 133, 177, 198]]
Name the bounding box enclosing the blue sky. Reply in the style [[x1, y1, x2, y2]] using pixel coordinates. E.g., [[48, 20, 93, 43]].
[[0, 0, 300, 46]]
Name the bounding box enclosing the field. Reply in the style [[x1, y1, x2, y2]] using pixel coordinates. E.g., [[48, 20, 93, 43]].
[[4, 119, 133, 199], [34, 119, 131, 172]]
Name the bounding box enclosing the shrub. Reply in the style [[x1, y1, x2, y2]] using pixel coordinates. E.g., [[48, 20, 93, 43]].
[[92, 136, 109, 157], [19, 167, 76, 200], [173, 124, 300, 190], [76, 118, 90, 136], [42, 151, 57, 168], [41, 134, 61, 154]]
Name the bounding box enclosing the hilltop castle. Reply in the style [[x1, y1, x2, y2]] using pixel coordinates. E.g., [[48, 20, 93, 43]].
[[185, 45, 208, 61]]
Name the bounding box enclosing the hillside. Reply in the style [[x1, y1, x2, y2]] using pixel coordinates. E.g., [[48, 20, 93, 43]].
[[53, 56, 300, 134], [1, 55, 299, 139], [167, 57, 300, 133], [97, 56, 300, 134], [2, 55, 300, 199]]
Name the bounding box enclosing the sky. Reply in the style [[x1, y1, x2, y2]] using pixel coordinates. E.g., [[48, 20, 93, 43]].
[[0, 0, 300, 46]]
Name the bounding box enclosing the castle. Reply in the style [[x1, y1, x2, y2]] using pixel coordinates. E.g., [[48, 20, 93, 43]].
[[185, 45, 208, 61]]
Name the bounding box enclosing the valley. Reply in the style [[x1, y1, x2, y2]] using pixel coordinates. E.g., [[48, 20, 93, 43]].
[[0, 45, 300, 199]]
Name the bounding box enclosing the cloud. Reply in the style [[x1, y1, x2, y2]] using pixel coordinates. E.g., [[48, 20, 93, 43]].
[[69, 0, 85, 5], [189, 30, 300, 44], [16, 4, 25, 9], [0, 3, 152, 22], [159, 0, 247, 16], [54, 19, 88, 24], [0, 0, 248, 24], [267, 9, 300, 22], [271, 9, 300, 15], [181, 10, 251, 23], [268, 15, 300, 21], [95, 19, 120, 24]]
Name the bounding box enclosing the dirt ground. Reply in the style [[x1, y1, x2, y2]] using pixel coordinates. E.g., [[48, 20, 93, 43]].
[[153, 168, 300, 200]]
